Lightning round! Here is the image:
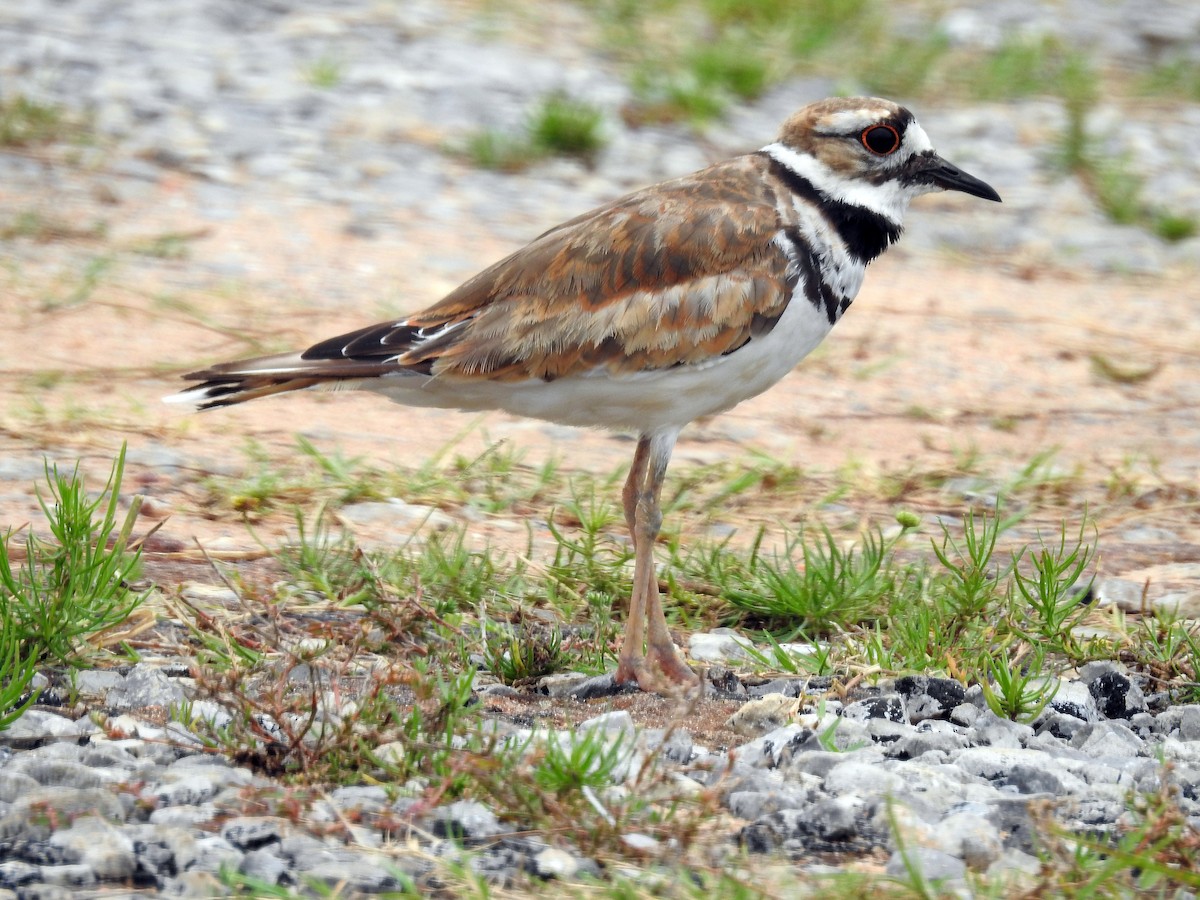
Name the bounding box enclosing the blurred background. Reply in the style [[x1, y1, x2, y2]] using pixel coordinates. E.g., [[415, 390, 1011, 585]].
[[3, 0, 1199, 275]]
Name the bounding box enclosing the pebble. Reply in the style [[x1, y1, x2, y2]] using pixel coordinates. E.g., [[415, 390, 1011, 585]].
[[0, 644, 1197, 892]]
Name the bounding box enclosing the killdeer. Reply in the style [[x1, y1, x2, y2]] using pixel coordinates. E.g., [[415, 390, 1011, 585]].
[[170, 97, 1000, 694]]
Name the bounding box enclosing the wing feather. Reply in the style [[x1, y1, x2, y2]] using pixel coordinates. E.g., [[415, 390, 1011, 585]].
[[190, 153, 797, 395]]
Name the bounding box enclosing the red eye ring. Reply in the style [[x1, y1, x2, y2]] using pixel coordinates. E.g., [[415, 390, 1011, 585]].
[[861, 124, 901, 155]]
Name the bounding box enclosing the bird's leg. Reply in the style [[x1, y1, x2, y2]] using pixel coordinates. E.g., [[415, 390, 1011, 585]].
[[614, 432, 698, 692], [614, 438, 651, 685]]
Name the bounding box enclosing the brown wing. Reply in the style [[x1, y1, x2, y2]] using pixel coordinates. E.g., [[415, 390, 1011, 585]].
[[303, 153, 795, 382]]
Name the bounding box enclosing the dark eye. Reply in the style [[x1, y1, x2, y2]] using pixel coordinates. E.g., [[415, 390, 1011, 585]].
[[861, 124, 901, 155]]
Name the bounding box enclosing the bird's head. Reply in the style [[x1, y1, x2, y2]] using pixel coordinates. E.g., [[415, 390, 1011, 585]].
[[773, 97, 1001, 221]]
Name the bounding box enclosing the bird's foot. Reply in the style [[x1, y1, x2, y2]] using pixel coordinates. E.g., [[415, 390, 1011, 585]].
[[615, 645, 702, 696]]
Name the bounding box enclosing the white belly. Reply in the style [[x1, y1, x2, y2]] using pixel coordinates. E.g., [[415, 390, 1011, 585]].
[[361, 289, 838, 434]]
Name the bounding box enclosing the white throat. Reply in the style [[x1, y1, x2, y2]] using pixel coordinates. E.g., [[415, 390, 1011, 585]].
[[761, 141, 913, 224]]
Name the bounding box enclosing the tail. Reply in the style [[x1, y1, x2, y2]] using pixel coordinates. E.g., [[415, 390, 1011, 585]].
[[164, 352, 399, 410], [166, 318, 454, 410]]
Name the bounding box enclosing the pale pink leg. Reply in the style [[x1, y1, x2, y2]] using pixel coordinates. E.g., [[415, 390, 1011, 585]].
[[613, 432, 699, 693]]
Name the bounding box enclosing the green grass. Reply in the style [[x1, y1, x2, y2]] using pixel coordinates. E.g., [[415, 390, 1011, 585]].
[[0, 444, 148, 671], [0, 95, 71, 147], [461, 92, 606, 170], [529, 92, 606, 159], [302, 56, 344, 89]]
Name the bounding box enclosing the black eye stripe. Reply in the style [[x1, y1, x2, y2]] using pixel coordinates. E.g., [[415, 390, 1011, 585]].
[[861, 124, 901, 155]]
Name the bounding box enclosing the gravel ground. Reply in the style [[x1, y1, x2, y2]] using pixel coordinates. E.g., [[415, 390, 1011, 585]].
[[1, 0, 1200, 896]]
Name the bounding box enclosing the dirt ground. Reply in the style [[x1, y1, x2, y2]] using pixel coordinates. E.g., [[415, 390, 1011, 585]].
[[3, 148, 1200, 726]]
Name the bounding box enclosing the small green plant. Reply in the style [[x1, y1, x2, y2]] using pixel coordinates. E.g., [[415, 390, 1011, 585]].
[[687, 38, 771, 102], [930, 506, 1011, 621], [0, 603, 39, 730], [814, 700, 868, 753], [1152, 211, 1198, 243], [276, 508, 374, 605], [1092, 155, 1144, 225], [717, 516, 920, 633], [1013, 519, 1095, 645], [462, 128, 540, 172], [462, 93, 606, 171], [534, 727, 628, 794], [528, 92, 605, 160], [0, 95, 69, 146], [303, 56, 343, 89], [484, 619, 564, 685], [1141, 57, 1200, 102], [980, 645, 1058, 722], [0, 445, 148, 667]]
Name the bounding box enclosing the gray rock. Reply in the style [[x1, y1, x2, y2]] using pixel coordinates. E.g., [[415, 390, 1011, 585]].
[[336, 499, 455, 546], [842, 694, 907, 723], [1157, 705, 1200, 741], [106, 663, 187, 709], [645, 727, 694, 765], [431, 800, 502, 840], [0, 709, 88, 742], [1036, 712, 1089, 741], [146, 774, 220, 807], [328, 784, 390, 813], [71, 669, 126, 696], [733, 724, 808, 769], [47, 815, 136, 880], [126, 823, 199, 880], [955, 748, 1086, 795], [0, 861, 39, 888], [149, 804, 218, 828], [971, 711, 1035, 748], [888, 728, 971, 759], [1042, 680, 1100, 723], [1070, 721, 1145, 758], [239, 847, 288, 885], [727, 785, 814, 821], [885, 846, 967, 881], [301, 853, 412, 893], [687, 629, 755, 663], [221, 817, 284, 851], [35, 863, 96, 888], [950, 703, 981, 727], [0, 771, 40, 803], [532, 847, 578, 879], [823, 760, 907, 797], [188, 834, 244, 875], [9, 884, 74, 900], [933, 811, 1003, 870], [0, 788, 126, 843]]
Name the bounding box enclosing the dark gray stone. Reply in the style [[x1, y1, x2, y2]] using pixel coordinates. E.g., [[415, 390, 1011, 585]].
[[431, 800, 502, 841], [887, 729, 970, 759], [221, 818, 283, 851], [1088, 671, 1147, 720], [843, 694, 907, 723], [0, 862, 38, 888], [895, 676, 967, 722]]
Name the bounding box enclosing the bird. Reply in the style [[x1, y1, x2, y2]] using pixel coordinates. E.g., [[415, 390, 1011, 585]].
[[169, 96, 1000, 694]]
